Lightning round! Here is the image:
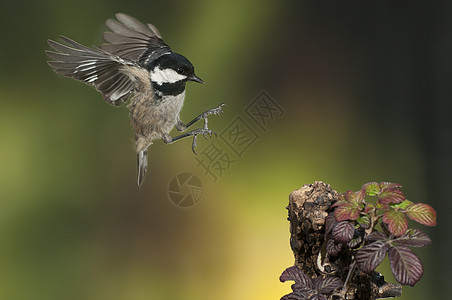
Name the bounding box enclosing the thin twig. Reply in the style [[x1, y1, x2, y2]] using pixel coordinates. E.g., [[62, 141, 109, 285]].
[[340, 260, 357, 298]]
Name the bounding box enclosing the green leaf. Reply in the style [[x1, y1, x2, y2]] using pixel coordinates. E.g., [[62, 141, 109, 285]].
[[357, 215, 371, 229], [406, 203, 437, 226], [382, 210, 408, 236], [362, 182, 380, 196], [393, 199, 414, 210], [378, 188, 405, 204]]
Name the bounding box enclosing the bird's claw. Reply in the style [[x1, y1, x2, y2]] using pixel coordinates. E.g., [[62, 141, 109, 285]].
[[191, 135, 198, 155], [191, 128, 217, 154], [212, 103, 226, 115], [202, 129, 216, 139], [202, 103, 226, 118], [190, 104, 224, 154]]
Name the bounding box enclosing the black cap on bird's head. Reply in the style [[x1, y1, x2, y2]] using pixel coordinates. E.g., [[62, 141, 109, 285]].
[[148, 53, 204, 85]]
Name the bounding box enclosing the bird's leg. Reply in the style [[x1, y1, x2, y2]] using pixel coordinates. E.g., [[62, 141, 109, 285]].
[[176, 103, 226, 132], [168, 103, 225, 153], [162, 129, 217, 154], [175, 119, 187, 132]]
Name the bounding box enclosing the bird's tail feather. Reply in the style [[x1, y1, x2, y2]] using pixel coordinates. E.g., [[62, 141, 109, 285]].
[[137, 150, 148, 187]]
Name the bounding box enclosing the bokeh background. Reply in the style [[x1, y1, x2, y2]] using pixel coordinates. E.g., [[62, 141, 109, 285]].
[[0, 0, 450, 299]]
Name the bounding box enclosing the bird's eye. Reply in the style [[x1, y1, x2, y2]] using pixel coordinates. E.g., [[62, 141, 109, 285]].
[[176, 68, 184, 74]]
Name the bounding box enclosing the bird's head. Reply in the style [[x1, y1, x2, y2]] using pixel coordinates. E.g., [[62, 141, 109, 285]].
[[149, 53, 204, 87]]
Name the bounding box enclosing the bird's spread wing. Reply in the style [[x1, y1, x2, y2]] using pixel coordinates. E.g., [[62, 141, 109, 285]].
[[101, 13, 172, 67], [46, 36, 142, 106]]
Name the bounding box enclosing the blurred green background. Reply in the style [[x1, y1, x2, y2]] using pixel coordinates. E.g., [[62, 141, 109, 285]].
[[0, 0, 450, 299]]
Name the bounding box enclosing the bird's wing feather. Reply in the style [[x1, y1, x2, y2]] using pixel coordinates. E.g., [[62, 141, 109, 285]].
[[101, 13, 171, 67], [46, 36, 144, 106]]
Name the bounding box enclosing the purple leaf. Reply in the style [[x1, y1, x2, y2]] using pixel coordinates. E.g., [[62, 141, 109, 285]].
[[324, 214, 338, 238], [365, 231, 388, 242], [345, 189, 366, 204], [378, 188, 405, 204], [334, 201, 361, 221], [313, 275, 343, 294], [355, 241, 389, 273], [280, 266, 312, 288], [281, 290, 311, 300], [326, 238, 343, 256], [308, 294, 327, 300], [348, 227, 365, 249], [331, 221, 354, 243], [393, 228, 431, 248], [388, 246, 423, 287], [348, 235, 363, 249], [292, 283, 314, 293]]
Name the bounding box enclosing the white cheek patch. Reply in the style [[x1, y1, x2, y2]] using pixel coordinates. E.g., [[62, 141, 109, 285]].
[[150, 66, 187, 85]]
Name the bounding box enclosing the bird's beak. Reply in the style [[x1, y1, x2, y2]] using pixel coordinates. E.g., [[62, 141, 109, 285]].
[[189, 74, 204, 84]]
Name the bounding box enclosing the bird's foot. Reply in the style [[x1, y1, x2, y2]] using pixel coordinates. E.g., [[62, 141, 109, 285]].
[[191, 128, 217, 154], [200, 103, 226, 119]]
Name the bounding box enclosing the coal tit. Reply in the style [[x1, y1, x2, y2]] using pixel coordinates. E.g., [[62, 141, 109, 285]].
[[46, 13, 224, 186]]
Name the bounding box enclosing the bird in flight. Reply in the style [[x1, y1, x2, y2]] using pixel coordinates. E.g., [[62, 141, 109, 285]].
[[46, 13, 224, 186]]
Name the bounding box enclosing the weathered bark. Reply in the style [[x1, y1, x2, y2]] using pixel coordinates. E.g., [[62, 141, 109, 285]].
[[287, 181, 402, 299]]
